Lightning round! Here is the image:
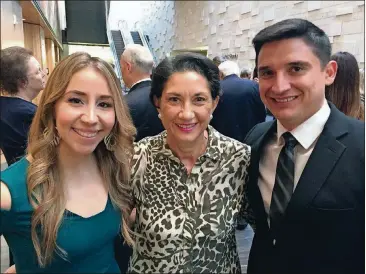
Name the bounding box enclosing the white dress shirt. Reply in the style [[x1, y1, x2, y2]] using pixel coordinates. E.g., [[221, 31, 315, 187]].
[[258, 100, 331, 219]]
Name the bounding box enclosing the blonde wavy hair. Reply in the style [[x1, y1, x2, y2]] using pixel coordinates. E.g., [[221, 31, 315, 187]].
[[26, 52, 136, 267]]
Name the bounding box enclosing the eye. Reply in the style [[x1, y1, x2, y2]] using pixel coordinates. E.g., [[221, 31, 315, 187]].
[[195, 96, 206, 102], [168, 97, 179, 103], [68, 98, 82, 104], [290, 66, 304, 73], [259, 70, 273, 78], [99, 102, 113, 108]]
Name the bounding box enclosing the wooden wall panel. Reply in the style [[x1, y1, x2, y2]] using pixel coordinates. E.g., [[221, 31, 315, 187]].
[[45, 38, 55, 74], [23, 23, 46, 105], [23, 23, 44, 67]]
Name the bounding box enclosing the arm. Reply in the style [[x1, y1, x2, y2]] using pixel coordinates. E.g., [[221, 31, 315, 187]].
[[1, 182, 12, 211], [5, 265, 16, 273]]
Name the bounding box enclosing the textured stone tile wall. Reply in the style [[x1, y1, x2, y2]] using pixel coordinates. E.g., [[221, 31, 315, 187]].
[[118, 1, 364, 69]]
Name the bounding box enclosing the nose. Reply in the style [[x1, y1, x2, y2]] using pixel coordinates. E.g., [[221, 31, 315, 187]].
[[179, 103, 195, 120], [81, 105, 98, 125], [271, 72, 291, 94]]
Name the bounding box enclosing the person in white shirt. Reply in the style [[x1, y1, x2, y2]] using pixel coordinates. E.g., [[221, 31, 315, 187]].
[[244, 18, 364, 274]]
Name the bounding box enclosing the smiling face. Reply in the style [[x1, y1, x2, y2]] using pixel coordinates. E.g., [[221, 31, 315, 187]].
[[156, 71, 218, 146], [54, 67, 116, 156], [257, 38, 337, 130]]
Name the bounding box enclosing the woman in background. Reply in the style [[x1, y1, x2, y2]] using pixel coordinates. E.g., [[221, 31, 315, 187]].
[[325, 51, 364, 121], [0, 46, 46, 166], [1, 52, 135, 273]]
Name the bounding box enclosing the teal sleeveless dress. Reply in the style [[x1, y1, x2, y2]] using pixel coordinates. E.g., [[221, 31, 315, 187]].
[[0, 158, 122, 273]]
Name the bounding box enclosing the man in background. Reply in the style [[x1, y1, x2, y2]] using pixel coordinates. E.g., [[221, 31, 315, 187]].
[[120, 44, 163, 142], [211, 60, 266, 143]]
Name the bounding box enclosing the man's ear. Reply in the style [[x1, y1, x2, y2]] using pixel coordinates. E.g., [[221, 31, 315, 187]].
[[324, 60, 338, 86]]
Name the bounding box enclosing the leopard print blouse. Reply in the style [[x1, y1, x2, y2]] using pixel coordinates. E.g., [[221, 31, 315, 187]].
[[128, 126, 251, 273]]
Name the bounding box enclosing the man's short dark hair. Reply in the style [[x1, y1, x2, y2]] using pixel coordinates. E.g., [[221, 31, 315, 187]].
[[252, 18, 331, 69]]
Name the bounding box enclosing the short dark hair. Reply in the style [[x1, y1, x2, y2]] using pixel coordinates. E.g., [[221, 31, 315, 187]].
[[240, 68, 251, 78], [0, 46, 34, 94], [325, 51, 363, 120], [150, 53, 220, 106], [212, 55, 226, 66], [252, 18, 331, 68]]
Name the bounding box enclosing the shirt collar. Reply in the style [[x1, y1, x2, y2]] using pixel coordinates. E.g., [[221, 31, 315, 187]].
[[277, 100, 330, 149], [155, 125, 221, 162], [130, 78, 151, 90]]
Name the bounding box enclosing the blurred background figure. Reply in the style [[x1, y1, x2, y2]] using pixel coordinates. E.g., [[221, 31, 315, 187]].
[[120, 44, 164, 142], [325, 51, 364, 121], [211, 60, 266, 143], [212, 55, 226, 67], [0, 46, 46, 267], [240, 67, 252, 79], [359, 68, 365, 106], [0, 46, 45, 166]]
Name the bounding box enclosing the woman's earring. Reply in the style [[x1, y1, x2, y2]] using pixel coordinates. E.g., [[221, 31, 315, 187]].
[[52, 132, 60, 147], [44, 127, 60, 146], [158, 113, 162, 119], [104, 133, 116, 151], [210, 114, 213, 120]]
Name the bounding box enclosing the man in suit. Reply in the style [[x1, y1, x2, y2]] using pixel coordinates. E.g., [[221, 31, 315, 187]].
[[210, 60, 266, 142], [121, 44, 164, 142], [244, 19, 364, 274]]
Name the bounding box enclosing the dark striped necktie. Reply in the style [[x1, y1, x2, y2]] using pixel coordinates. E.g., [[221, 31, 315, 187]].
[[269, 132, 298, 232]]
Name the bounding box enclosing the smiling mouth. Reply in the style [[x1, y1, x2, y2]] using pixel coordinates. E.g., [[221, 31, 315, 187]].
[[73, 128, 99, 138], [176, 123, 197, 130], [272, 96, 298, 103]]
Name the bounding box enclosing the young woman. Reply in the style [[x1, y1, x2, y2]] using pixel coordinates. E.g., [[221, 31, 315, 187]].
[[0, 52, 136, 273]]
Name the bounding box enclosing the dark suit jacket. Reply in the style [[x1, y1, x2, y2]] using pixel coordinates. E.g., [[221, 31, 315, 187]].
[[244, 103, 365, 274], [210, 74, 266, 142], [125, 80, 164, 141]]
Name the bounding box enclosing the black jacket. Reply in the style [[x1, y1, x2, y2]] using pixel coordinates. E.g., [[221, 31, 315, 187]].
[[125, 80, 164, 141], [244, 102, 365, 274], [210, 74, 266, 142]]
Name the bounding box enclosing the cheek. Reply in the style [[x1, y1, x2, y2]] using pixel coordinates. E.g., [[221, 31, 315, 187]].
[[55, 109, 75, 133], [100, 111, 116, 131]]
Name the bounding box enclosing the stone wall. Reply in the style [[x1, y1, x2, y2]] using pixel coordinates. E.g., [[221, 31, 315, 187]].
[[111, 1, 365, 69]]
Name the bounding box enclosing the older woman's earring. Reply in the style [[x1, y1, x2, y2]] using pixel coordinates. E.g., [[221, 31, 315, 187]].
[[210, 114, 213, 120], [158, 113, 162, 119], [104, 133, 116, 151]]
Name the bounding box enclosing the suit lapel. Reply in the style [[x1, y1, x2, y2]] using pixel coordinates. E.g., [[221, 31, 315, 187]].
[[286, 103, 348, 218], [249, 120, 277, 229]]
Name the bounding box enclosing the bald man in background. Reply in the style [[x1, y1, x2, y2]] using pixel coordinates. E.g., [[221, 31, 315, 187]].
[[121, 44, 163, 142]]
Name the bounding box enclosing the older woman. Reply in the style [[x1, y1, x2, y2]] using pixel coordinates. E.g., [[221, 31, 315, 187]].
[[0, 46, 46, 166], [128, 53, 251, 273]]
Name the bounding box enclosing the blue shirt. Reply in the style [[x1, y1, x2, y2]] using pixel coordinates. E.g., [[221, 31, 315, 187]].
[[0, 96, 36, 165]]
